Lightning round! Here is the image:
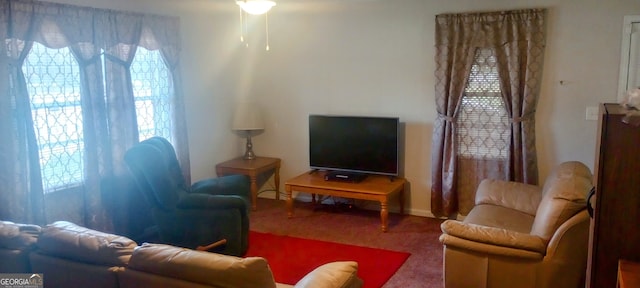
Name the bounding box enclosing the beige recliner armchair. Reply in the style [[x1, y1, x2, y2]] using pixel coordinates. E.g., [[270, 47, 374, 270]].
[[439, 161, 593, 288]]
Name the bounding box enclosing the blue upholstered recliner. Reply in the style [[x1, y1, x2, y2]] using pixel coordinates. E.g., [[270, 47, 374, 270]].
[[124, 137, 250, 256]]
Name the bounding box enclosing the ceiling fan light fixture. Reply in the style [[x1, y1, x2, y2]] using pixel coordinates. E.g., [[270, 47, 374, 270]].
[[236, 0, 276, 15]]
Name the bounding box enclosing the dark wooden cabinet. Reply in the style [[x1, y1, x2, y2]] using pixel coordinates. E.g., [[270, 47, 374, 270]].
[[586, 103, 640, 288]]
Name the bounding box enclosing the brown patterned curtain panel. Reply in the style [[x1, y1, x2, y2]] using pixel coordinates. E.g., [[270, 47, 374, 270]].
[[1, 0, 189, 231], [431, 9, 546, 217]]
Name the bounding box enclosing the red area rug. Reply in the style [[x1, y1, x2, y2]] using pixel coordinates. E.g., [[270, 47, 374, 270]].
[[245, 231, 411, 288]]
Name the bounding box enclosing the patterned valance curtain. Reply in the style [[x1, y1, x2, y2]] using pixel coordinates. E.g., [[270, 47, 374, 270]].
[[0, 0, 189, 231], [431, 9, 546, 217]]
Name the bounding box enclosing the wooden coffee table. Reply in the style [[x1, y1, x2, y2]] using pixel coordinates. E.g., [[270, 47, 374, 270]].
[[285, 170, 406, 232]]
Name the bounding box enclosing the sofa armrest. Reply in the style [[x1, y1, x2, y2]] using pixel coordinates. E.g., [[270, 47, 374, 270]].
[[177, 194, 248, 211], [0, 221, 41, 250], [440, 220, 546, 257], [475, 179, 542, 216], [294, 261, 363, 288], [191, 174, 250, 199]]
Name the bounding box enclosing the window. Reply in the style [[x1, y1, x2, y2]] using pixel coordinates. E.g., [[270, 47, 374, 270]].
[[23, 43, 84, 192], [131, 47, 173, 142], [457, 48, 510, 159], [22, 43, 173, 193], [618, 15, 640, 101]]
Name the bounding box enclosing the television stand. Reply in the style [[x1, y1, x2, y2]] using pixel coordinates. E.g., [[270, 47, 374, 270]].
[[285, 170, 406, 232], [324, 171, 368, 183]]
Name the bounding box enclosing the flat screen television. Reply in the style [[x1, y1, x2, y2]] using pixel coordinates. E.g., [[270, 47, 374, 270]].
[[309, 115, 400, 179]]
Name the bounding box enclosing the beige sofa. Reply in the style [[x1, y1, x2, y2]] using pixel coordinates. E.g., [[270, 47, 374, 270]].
[[439, 161, 593, 288], [1, 221, 363, 288]]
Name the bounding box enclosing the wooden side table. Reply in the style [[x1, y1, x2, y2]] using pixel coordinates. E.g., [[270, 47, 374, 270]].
[[215, 156, 281, 211]]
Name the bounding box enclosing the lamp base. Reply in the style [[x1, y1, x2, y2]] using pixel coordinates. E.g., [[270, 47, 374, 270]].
[[243, 135, 256, 160]]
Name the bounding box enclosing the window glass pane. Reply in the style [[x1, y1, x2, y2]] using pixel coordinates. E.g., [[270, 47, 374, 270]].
[[617, 17, 640, 101], [130, 47, 173, 142], [23, 43, 84, 193], [457, 48, 510, 159]]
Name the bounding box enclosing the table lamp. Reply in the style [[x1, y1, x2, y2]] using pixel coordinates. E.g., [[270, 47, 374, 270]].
[[232, 102, 264, 160]]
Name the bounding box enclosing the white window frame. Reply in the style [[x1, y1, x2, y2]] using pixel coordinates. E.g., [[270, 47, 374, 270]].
[[617, 15, 640, 102]]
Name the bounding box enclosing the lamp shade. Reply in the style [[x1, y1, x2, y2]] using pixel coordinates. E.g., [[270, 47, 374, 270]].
[[232, 102, 265, 131], [236, 0, 276, 15]]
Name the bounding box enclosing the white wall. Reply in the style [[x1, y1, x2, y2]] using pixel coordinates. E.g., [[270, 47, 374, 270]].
[[46, 0, 640, 217]]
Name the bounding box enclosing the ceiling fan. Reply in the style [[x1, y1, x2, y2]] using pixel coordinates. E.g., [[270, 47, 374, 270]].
[[235, 0, 276, 15]]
